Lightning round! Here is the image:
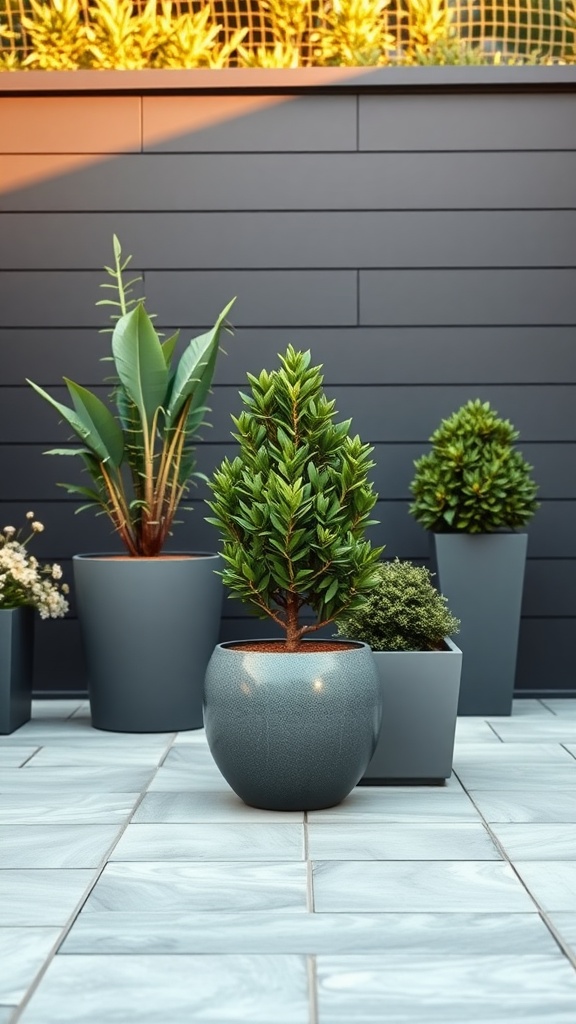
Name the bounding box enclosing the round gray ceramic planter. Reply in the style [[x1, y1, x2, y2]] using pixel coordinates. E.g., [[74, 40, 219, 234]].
[[203, 640, 382, 811], [73, 553, 223, 733]]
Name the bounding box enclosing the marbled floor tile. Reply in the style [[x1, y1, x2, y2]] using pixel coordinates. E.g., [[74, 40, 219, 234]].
[[453, 743, 574, 764], [31, 701, 83, 720], [0, 1008, 14, 1024], [490, 722, 576, 742], [514, 861, 576, 911], [312, 861, 535, 912], [18, 954, 309, 1024], [0, 793, 140, 825], [162, 744, 215, 766], [24, 746, 167, 768], [61, 911, 559, 956], [491, 824, 576, 861], [0, 825, 122, 868], [0, 767, 154, 793], [470, 791, 576, 824], [110, 823, 304, 861], [84, 861, 308, 913], [0, 928, 61, 1003], [541, 700, 576, 717], [0, 869, 94, 925], [307, 823, 500, 861], [547, 914, 576, 955], [0, 722, 173, 746], [0, 747, 38, 767], [316, 954, 576, 1023], [171, 729, 208, 745], [454, 764, 576, 791], [453, 720, 501, 743], [147, 765, 231, 793], [308, 788, 479, 824], [133, 791, 304, 823]]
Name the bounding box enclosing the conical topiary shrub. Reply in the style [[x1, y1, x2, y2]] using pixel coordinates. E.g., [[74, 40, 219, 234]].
[[410, 399, 539, 533]]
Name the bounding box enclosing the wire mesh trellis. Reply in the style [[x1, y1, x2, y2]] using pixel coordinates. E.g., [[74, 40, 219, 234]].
[[0, 0, 574, 64]]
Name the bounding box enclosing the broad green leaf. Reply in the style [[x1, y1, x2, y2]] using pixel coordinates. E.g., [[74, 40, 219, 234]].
[[161, 330, 180, 368], [166, 298, 235, 428], [27, 380, 111, 464], [64, 379, 124, 468], [111, 304, 168, 429]]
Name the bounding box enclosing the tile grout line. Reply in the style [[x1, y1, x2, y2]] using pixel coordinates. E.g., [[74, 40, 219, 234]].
[[454, 764, 576, 974], [304, 812, 319, 1024], [17, 748, 41, 767], [9, 730, 175, 1024], [485, 721, 505, 742]]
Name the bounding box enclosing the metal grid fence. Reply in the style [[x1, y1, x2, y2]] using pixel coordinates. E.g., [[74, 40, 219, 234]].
[[1, 0, 574, 64]]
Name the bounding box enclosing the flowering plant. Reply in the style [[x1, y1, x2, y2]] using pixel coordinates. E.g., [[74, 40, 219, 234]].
[[0, 514, 69, 618]]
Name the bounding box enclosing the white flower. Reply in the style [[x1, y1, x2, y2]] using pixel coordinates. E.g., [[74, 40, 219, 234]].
[[26, 511, 34, 520], [51, 564, 63, 580], [2, 526, 15, 537], [31, 522, 44, 533]]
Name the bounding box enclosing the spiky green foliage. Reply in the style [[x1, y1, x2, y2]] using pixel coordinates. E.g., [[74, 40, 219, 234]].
[[336, 558, 460, 651], [410, 399, 539, 533], [206, 346, 383, 650], [28, 235, 235, 557]]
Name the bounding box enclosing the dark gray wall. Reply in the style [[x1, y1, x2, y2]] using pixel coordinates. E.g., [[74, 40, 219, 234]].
[[1, 72, 575, 695]]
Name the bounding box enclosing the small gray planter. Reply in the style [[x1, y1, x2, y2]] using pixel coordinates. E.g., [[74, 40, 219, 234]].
[[362, 639, 462, 784], [73, 553, 223, 733], [203, 640, 382, 811], [0, 607, 34, 735], [432, 533, 527, 716]]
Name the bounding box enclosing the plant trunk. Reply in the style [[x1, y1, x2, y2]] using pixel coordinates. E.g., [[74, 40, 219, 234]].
[[285, 593, 302, 651]]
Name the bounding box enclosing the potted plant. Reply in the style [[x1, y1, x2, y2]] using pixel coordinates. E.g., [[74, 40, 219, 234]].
[[0, 515, 69, 734], [410, 399, 539, 716], [204, 345, 383, 811], [28, 237, 235, 732], [336, 558, 461, 783]]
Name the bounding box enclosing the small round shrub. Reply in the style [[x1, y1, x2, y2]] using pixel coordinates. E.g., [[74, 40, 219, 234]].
[[336, 558, 460, 652], [409, 399, 539, 533]]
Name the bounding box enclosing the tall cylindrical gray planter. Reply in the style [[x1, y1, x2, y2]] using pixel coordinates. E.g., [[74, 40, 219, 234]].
[[204, 640, 382, 811], [73, 553, 223, 732], [432, 533, 528, 716], [0, 607, 34, 735]]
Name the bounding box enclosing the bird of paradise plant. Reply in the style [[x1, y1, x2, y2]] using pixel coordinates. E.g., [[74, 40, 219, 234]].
[[28, 237, 235, 558]]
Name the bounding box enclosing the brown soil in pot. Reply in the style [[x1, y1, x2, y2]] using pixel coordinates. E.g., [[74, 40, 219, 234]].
[[228, 641, 361, 653]]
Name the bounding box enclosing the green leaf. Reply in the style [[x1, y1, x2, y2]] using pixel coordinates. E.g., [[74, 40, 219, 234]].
[[111, 305, 168, 430], [64, 379, 124, 468], [27, 380, 111, 464], [161, 330, 180, 368], [166, 298, 235, 428]]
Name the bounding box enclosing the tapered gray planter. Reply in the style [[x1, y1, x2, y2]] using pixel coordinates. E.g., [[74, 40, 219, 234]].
[[432, 533, 528, 716], [362, 639, 462, 784], [0, 607, 34, 735], [73, 553, 223, 732], [203, 640, 382, 811]]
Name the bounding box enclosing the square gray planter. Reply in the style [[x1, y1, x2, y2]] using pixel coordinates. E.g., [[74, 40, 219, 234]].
[[362, 638, 462, 784], [432, 532, 527, 717], [0, 607, 34, 735]]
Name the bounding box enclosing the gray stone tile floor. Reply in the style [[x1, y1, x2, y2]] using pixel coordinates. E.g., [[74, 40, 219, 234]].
[[2, 697, 576, 1022]]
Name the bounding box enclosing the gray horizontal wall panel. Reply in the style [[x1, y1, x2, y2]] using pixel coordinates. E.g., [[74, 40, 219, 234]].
[[359, 94, 576, 151], [145, 271, 357, 327], [516, 619, 576, 693], [3, 326, 575, 387], [33, 617, 87, 693], [360, 270, 576, 326], [522, 560, 576, 617], [3, 440, 572, 503], [3, 151, 576, 212], [0, 272, 144, 328], [142, 94, 357, 152], [4, 211, 576, 270], [4, 385, 576, 444]]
